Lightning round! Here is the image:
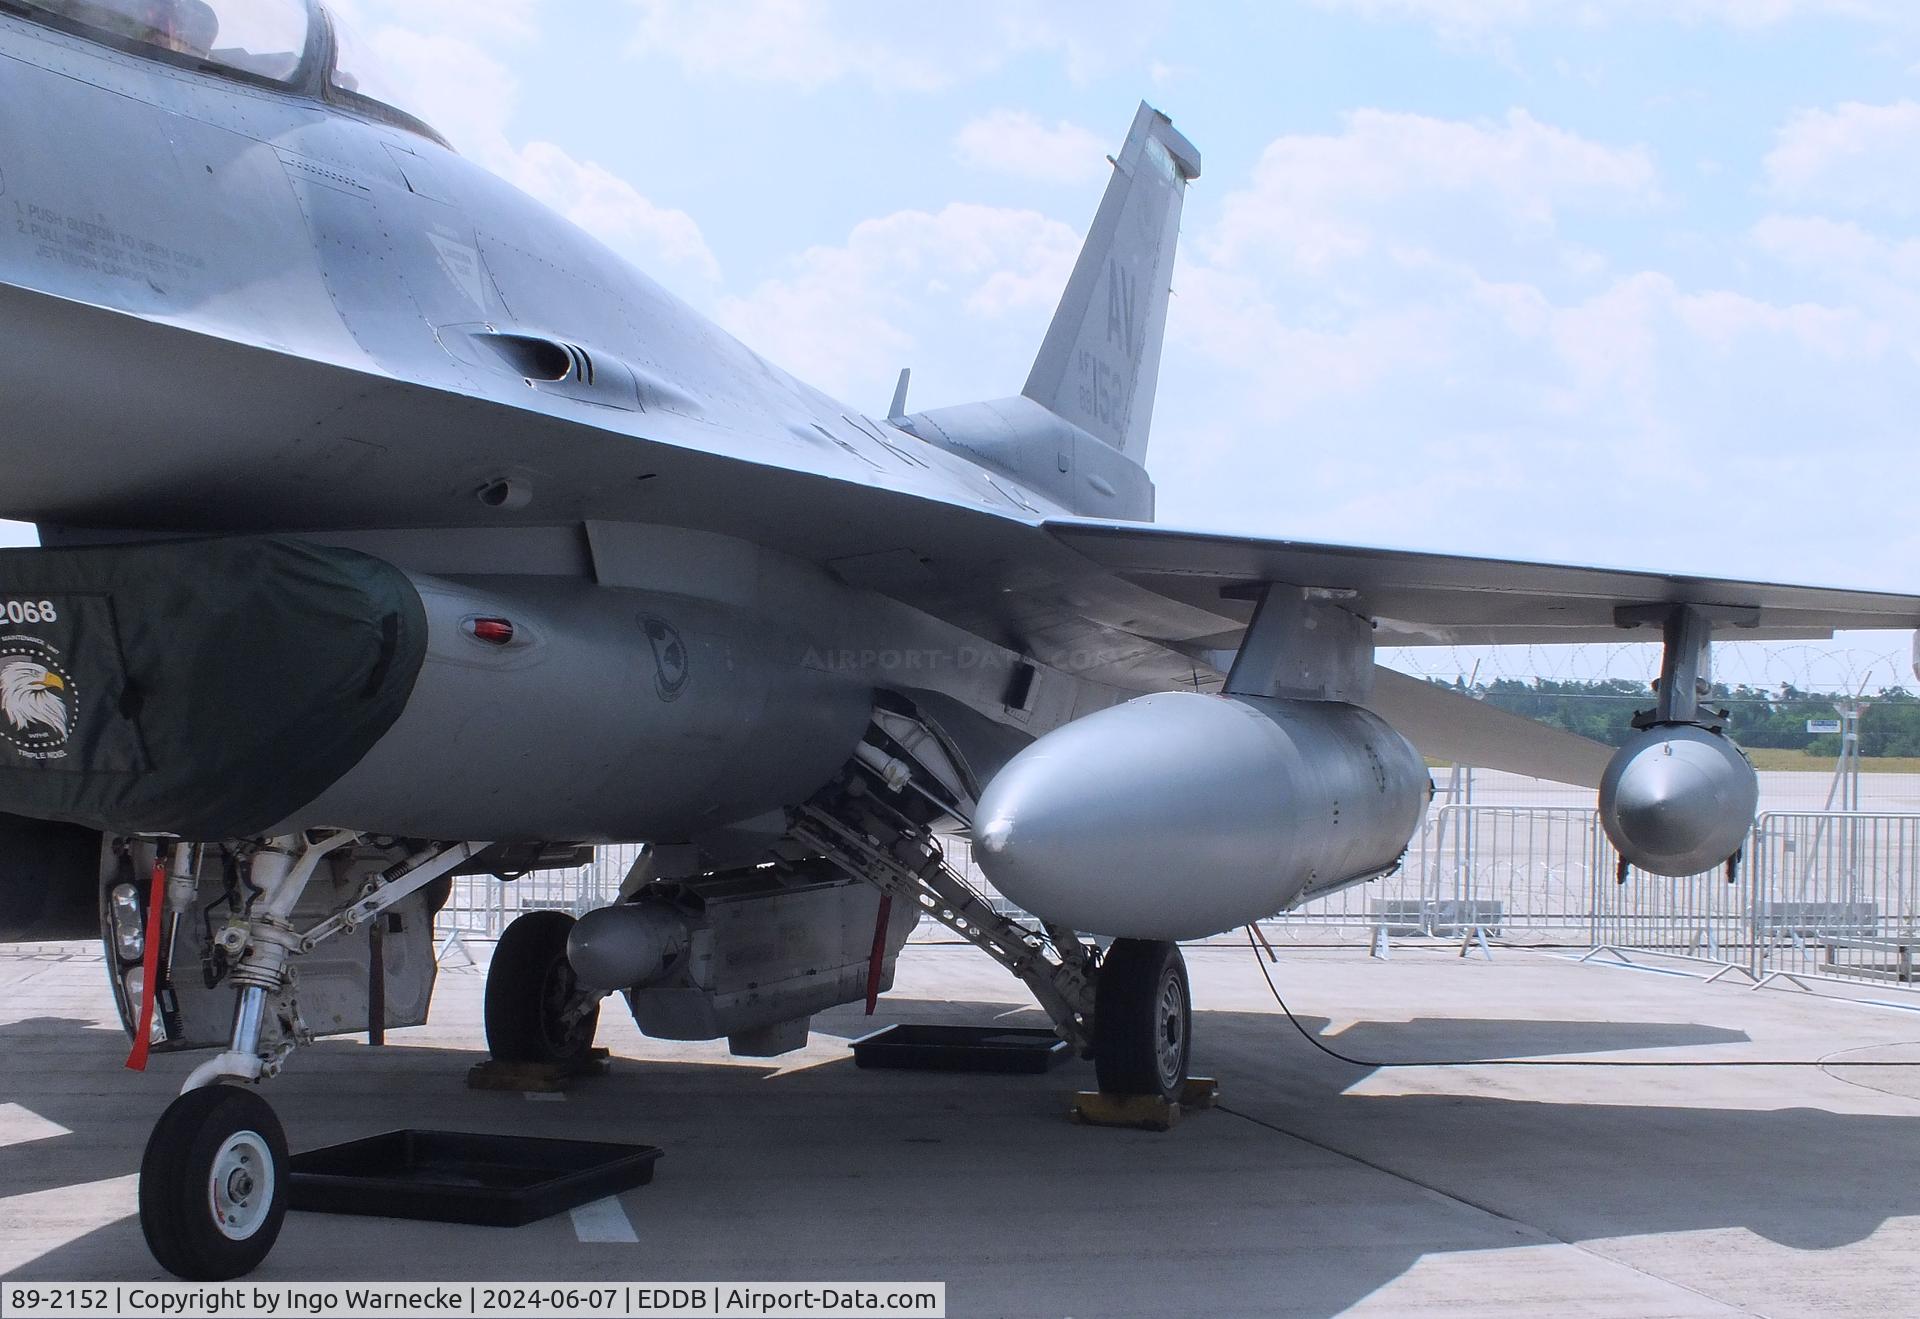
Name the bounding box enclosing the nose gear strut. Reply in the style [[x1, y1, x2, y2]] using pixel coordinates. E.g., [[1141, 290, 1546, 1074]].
[[135, 832, 486, 1280]]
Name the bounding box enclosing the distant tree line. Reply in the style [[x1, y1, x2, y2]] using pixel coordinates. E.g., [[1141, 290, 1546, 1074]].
[[1433, 677, 1920, 757]]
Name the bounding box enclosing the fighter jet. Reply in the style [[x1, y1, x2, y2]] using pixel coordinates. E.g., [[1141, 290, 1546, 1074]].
[[2, 0, 1917, 1282]]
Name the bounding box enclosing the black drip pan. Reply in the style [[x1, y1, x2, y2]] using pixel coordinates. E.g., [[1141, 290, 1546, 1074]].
[[288, 1129, 661, 1227], [851, 1023, 1072, 1074]]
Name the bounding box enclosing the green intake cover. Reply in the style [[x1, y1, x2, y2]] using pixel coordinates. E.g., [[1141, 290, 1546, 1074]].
[[0, 537, 425, 839]]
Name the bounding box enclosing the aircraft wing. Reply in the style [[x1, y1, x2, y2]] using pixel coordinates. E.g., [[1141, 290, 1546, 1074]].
[[1047, 518, 1920, 647], [964, 517, 1920, 787]]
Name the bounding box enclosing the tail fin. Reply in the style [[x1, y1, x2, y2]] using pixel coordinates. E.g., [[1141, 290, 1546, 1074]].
[[900, 104, 1198, 520], [1022, 102, 1200, 464]]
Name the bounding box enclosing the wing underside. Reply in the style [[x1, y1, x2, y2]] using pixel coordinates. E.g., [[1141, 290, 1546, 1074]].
[[836, 514, 1920, 727], [1047, 518, 1920, 647], [987, 519, 1920, 786]]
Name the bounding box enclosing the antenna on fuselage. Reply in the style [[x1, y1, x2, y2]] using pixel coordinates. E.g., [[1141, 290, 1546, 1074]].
[[888, 368, 911, 424]]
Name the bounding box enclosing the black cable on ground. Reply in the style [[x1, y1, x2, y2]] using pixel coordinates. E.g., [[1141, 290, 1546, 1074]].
[[1244, 927, 1920, 1068]]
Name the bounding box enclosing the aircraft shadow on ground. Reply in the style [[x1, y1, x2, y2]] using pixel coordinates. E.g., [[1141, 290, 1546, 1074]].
[[2, 995, 1915, 1313]]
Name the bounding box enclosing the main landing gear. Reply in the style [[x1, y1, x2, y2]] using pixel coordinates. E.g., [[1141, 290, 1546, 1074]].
[[132, 834, 484, 1280], [483, 910, 600, 1066], [1093, 939, 1191, 1102], [793, 748, 1193, 1101]]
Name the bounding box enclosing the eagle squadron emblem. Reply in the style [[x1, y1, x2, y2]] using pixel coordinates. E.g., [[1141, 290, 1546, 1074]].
[[641, 616, 689, 702], [0, 643, 73, 758]]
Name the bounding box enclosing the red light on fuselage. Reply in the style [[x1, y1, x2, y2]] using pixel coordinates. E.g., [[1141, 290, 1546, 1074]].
[[467, 617, 515, 646]]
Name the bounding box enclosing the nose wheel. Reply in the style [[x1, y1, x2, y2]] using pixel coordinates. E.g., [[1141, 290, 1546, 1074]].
[[1093, 938, 1191, 1102], [139, 1085, 288, 1281]]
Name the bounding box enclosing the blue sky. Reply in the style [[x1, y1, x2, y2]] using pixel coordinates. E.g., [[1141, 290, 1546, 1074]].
[[12, 0, 1920, 691]]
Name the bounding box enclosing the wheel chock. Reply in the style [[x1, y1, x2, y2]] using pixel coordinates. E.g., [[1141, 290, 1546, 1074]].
[[1071, 1091, 1180, 1131], [1070, 1078, 1218, 1131], [466, 1047, 611, 1093], [1180, 1076, 1220, 1109]]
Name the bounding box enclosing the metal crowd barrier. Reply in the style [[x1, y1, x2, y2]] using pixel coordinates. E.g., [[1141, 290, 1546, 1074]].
[[436, 844, 644, 962], [1748, 812, 1920, 987], [1241, 804, 1608, 949], [434, 807, 1920, 994], [1345, 804, 1920, 991]]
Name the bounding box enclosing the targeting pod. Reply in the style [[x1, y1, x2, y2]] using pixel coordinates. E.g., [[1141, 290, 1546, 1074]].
[[1602, 603, 1760, 878], [1598, 724, 1758, 877]]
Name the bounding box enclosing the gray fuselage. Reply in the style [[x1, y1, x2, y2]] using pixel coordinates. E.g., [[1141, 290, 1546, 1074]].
[[0, 8, 1151, 846]]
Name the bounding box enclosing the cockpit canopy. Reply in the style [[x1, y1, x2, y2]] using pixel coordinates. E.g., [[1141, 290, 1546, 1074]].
[[14, 0, 442, 145]]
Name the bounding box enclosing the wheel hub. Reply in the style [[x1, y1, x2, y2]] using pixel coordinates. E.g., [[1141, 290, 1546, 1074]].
[[1155, 972, 1186, 1090], [208, 1130, 274, 1241], [542, 959, 585, 1051]]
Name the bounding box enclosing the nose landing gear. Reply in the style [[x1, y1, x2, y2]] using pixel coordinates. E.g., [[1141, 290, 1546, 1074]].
[[138, 1085, 288, 1280], [132, 834, 484, 1279]]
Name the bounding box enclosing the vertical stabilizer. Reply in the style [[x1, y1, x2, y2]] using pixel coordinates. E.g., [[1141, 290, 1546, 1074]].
[[1022, 103, 1200, 463], [904, 104, 1197, 520]]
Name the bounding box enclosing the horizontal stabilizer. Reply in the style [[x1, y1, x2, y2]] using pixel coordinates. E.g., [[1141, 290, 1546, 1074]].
[[1365, 666, 1613, 789]]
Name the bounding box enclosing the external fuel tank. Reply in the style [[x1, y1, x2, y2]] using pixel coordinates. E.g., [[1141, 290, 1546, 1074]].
[[973, 692, 1431, 941]]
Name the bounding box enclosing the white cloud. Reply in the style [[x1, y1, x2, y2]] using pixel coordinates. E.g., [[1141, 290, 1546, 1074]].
[[1210, 109, 1656, 272], [953, 111, 1107, 184], [1315, 0, 1905, 28], [1751, 213, 1920, 285], [716, 204, 1080, 403], [623, 0, 1166, 90], [1156, 250, 1914, 582], [1671, 285, 1883, 358], [508, 144, 719, 281], [1766, 100, 1920, 215], [1746, 215, 1920, 373], [360, 26, 516, 155], [335, 0, 543, 42], [627, 0, 927, 90], [354, 21, 718, 286], [1314, 0, 1533, 23], [1544, 271, 1885, 401], [1144, 107, 1916, 588], [1168, 261, 1452, 409]]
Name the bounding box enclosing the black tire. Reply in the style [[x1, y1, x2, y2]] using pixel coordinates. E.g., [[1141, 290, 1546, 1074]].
[[485, 910, 599, 1064], [0, 813, 100, 941], [139, 1085, 288, 1281], [422, 873, 455, 916], [1093, 939, 1191, 1101]]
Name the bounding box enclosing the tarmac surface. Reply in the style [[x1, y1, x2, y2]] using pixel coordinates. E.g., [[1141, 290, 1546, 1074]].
[[5, 937, 1920, 1316]]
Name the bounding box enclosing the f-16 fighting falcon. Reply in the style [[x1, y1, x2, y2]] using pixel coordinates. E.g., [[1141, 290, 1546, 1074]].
[[2, 0, 1918, 1282]]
